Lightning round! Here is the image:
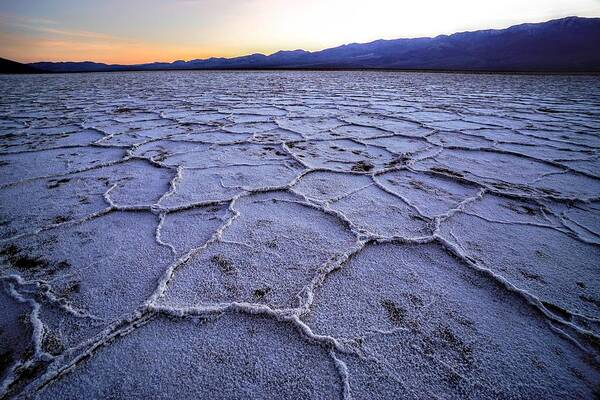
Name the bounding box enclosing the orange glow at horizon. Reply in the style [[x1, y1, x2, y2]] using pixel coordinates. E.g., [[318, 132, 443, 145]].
[[0, 33, 245, 65]]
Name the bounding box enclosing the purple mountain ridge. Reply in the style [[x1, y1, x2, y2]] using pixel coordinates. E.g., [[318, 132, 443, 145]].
[[7, 16, 600, 73]]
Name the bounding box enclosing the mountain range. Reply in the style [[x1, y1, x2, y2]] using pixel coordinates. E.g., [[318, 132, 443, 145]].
[[3, 16, 600, 74], [0, 57, 44, 74]]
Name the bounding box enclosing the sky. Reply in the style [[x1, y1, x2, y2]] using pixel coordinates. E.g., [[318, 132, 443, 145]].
[[1, 0, 599, 64]]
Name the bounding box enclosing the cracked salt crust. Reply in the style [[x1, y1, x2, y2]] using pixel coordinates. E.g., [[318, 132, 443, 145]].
[[0, 71, 599, 399]]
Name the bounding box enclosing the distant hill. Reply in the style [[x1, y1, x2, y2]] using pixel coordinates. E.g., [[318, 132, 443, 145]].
[[0, 58, 43, 74], [23, 16, 600, 73]]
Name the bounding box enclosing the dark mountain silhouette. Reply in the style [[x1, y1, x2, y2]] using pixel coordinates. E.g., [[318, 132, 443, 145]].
[[0, 58, 43, 74], [21, 16, 600, 73]]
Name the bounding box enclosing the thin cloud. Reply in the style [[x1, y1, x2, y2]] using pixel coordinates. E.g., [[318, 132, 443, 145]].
[[34, 27, 117, 40], [0, 13, 56, 28], [0, 13, 118, 41]]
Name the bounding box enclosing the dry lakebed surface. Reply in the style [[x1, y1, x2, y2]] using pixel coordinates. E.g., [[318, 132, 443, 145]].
[[0, 71, 599, 399]]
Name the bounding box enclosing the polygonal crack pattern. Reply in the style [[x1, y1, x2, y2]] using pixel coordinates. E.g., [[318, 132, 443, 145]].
[[0, 71, 599, 399]]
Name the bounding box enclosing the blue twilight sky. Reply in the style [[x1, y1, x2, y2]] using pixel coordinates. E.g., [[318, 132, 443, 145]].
[[1, 0, 599, 64]]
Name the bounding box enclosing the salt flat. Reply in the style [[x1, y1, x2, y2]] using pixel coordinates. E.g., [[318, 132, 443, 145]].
[[0, 71, 599, 399]]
